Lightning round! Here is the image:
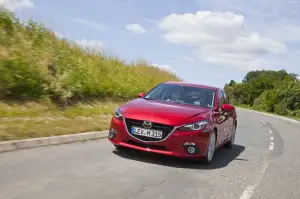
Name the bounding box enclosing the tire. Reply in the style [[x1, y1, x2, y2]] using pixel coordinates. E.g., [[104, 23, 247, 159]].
[[224, 123, 236, 149], [203, 131, 216, 165]]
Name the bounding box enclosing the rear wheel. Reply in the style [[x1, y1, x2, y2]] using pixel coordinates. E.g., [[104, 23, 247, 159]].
[[203, 131, 216, 165]]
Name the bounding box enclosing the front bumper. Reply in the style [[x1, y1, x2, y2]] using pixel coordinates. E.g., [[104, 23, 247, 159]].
[[108, 117, 211, 159]]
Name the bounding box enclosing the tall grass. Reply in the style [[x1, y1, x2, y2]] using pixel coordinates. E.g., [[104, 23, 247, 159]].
[[0, 8, 181, 104]]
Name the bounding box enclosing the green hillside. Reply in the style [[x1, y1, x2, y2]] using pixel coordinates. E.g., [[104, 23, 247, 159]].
[[0, 8, 181, 141], [0, 8, 181, 104]]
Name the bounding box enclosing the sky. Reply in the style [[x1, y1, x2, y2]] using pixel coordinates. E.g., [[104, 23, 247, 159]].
[[1, 0, 300, 88]]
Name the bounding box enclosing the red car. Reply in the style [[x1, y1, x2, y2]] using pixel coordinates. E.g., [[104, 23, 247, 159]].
[[108, 81, 237, 164]]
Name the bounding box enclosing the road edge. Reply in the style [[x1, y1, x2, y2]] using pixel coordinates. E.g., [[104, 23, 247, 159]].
[[1, 108, 298, 154], [237, 107, 300, 124], [0, 130, 108, 153]]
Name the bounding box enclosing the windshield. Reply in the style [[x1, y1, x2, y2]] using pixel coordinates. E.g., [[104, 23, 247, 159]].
[[144, 83, 216, 108]]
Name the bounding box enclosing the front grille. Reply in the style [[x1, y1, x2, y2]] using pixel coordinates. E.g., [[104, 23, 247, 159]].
[[124, 118, 174, 141]]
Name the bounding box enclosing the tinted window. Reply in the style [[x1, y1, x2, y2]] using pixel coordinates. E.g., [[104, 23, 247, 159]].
[[218, 90, 226, 106], [223, 91, 231, 104], [144, 83, 216, 108], [223, 91, 228, 104]]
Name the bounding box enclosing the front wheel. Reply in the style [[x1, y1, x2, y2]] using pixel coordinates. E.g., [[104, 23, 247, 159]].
[[203, 132, 216, 165], [224, 124, 236, 149]]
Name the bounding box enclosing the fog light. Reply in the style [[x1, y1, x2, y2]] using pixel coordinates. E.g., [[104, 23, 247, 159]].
[[109, 129, 117, 139], [183, 142, 196, 146], [182, 143, 200, 154], [188, 147, 196, 154]]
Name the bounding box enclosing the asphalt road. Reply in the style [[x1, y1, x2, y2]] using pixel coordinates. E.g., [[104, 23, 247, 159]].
[[1, 108, 300, 199]]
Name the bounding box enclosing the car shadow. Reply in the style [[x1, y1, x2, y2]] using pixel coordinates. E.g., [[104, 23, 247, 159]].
[[113, 144, 246, 170]]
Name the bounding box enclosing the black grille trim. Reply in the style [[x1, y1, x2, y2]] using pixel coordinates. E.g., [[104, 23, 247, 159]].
[[124, 118, 174, 142], [126, 140, 170, 151]]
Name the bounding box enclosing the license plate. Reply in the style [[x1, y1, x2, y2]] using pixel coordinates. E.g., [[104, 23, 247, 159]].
[[131, 127, 163, 139]]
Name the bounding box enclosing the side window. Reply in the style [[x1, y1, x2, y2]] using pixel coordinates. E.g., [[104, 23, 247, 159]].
[[223, 91, 228, 104], [224, 91, 231, 104], [218, 90, 226, 107]]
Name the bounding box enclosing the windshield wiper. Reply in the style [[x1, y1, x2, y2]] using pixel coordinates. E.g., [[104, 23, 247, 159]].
[[143, 97, 157, 101]]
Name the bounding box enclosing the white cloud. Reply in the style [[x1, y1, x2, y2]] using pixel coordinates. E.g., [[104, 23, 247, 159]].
[[159, 11, 245, 44], [126, 24, 146, 34], [158, 11, 287, 70], [73, 18, 107, 31], [76, 39, 103, 52], [0, 0, 34, 11], [194, 1, 300, 45], [152, 64, 175, 73], [203, 54, 271, 71]]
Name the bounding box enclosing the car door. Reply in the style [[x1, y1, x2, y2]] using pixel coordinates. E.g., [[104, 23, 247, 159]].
[[222, 90, 234, 140], [213, 90, 227, 145]]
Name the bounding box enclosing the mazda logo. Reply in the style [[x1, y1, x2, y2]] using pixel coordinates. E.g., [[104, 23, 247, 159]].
[[143, 121, 152, 128]]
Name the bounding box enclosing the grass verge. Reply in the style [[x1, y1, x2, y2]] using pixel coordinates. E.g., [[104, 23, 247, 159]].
[[0, 100, 124, 141], [235, 104, 300, 121], [2, 101, 299, 142]]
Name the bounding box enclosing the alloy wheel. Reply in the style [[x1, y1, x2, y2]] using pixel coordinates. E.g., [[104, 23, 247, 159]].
[[207, 133, 216, 162]]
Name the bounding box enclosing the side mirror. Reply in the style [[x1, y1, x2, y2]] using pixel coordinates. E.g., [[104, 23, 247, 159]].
[[137, 93, 145, 98], [222, 104, 234, 112]]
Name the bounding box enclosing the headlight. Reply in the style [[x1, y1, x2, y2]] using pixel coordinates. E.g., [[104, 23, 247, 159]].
[[178, 120, 209, 131], [114, 108, 123, 120]]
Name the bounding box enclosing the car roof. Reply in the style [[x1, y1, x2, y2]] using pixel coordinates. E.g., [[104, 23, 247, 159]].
[[163, 81, 221, 91]]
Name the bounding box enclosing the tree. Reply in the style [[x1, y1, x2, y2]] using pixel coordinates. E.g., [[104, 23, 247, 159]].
[[225, 69, 300, 117]]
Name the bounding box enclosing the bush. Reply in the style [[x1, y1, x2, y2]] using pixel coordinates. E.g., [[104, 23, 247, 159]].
[[253, 90, 277, 112], [292, 110, 300, 118], [274, 103, 289, 116]]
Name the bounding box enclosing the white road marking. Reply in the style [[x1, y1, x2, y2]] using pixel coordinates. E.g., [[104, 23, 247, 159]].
[[239, 185, 257, 199], [269, 142, 274, 151], [238, 162, 269, 199], [268, 130, 273, 134], [270, 137, 274, 140], [261, 120, 266, 124]]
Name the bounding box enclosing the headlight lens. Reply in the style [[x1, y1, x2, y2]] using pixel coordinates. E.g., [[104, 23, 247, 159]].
[[178, 120, 209, 131], [114, 108, 123, 119]]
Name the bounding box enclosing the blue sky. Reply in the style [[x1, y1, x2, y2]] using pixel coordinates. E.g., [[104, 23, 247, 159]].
[[2, 0, 300, 88]]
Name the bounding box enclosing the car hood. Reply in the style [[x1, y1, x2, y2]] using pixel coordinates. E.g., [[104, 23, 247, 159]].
[[121, 98, 210, 126]]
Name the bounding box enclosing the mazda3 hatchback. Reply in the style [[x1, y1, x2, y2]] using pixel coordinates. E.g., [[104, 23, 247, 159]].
[[108, 81, 237, 164]]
